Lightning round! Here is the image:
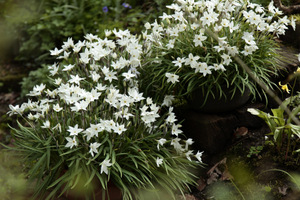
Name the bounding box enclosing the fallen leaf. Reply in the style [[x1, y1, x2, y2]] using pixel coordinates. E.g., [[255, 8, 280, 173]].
[[197, 178, 206, 191], [207, 158, 227, 175], [234, 127, 248, 138], [220, 168, 234, 181], [207, 172, 219, 185]]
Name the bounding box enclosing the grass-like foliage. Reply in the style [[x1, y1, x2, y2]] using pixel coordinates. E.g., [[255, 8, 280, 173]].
[[140, 0, 296, 105], [7, 29, 203, 200]]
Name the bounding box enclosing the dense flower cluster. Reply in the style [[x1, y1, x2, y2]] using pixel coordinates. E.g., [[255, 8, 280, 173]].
[[8, 27, 203, 199], [141, 0, 296, 102], [9, 30, 202, 169]]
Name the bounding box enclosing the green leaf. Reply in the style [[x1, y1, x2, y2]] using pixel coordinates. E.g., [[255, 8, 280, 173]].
[[84, 169, 96, 187]]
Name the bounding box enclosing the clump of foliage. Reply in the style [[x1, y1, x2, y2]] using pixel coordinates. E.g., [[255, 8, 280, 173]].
[[140, 0, 296, 106], [14, 0, 172, 98], [248, 88, 300, 164], [0, 0, 172, 67], [7, 30, 203, 200], [20, 64, 53, 97], [247, 145, 264, 158]]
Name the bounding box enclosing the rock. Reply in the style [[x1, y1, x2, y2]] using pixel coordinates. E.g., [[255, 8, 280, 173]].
[[177, 102, 268, 155], [180, 109, 238, 155]]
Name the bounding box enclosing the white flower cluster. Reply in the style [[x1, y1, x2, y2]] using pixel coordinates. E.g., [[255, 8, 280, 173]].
[[8, 29, 202, 175], [142, 0, 295, 83]]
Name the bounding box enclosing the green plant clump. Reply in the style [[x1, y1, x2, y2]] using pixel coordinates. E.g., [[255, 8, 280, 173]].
[[1, 0, 172, 66], [7, 30, 203, 200], [247, 145, 264, 158], [16, 0, 172, 98], [140, 0, 296, 105], [248, 91, 300, 163]]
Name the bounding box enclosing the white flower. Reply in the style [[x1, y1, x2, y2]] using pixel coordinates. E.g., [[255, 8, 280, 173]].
[[221, 54, 232, 66], [159, 12, 172, 21], [122, 71, 135, 81], [41, 120, 50, 129], [185, 150, 194, 161], [172, 57, 185, 68], [172, 11, 185, 22], [166, 39, 175, 49], [62, 37, 74, 50], [220, 19, 230, 27], [80, 50, 90, 64], [241, 45, 258, 56], [290, 17, 296, 31], [50, 47, 63, 56], [89, 142, 101, 157], [119, 95, 133, 107], [84, 123, 103, 141], [185, 53, 200, 66], [58, 51, 71, 60], [144, 22, 151, 29], [100, 159, 113, 175], [227, 46, 239, 56], [171, 124, 182, 136], [27, 113, 35, 120], [165, 72, 179, 84], [113, 123, 127, 135], [53, 104, 62, 112], [213, 63, 226, 72], [171, 137, 184, 153], [156, 157, 163, 167], [48, 63, 59, 76], [193, 32, 207, 47], [69, 75, 85, 85], [90, 71, 101, 82], [248, 11, 262, 25], [200, 11, 219, 27], [73, 40, 85, 53], [96, 83, 107, 91], [185, 138, 194, 150], [195, 151, 203, 163], [247, 108, 260, 115], [63, 64, 75, 71], [191, 23, 200, 30], [105, 29, 112, 37], [198, 62, 213, 76], [52, 123, 62, 133], [54, 78, 62, 85], [162, 95, 175, 107], [128, 88, 144, 102], [67, 124, 84, 136], [157, 138, 167, 150], [65, 137, 77, 149], [166, 111, 177, 124], [166, 3, 181, 11], [102, 67, 118, 83], [298, 53, 300, 62], [71, 100, 89, 112], [242, 32, 255, 45], [28, 84, 46, 96], [7, 104, 21, 116]]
